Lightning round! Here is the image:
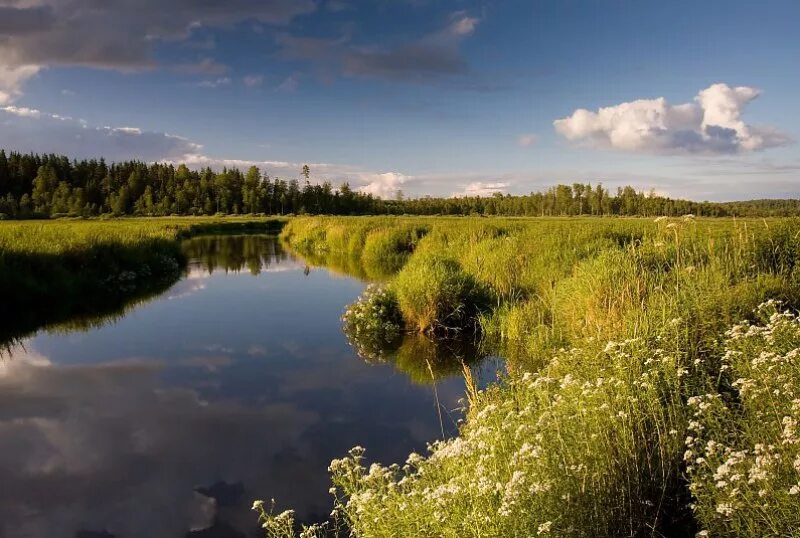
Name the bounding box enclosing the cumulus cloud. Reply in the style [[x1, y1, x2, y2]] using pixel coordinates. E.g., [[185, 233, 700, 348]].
[[357, 172, 412, 198], [517, 133, 538, 147], [1, 104, 41, 118], [0, 0, 316, 100], [454, 181, 509, 197], [554, 83, 791, 155]]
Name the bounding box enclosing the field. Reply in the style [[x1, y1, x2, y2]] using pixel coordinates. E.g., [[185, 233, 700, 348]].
[[263, 215, 800, 537], [3, 215, 799, 536], [0, 217, 284, 342]]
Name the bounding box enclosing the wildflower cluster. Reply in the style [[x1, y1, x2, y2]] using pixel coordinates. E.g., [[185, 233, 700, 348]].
[[342, 284, 404, 361], [685, 301, 800, 536], [326, 339, 687, 537], [252, 499, 328, 538]]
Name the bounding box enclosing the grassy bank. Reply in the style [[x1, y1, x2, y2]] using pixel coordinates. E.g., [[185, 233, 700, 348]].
[[0, 217, 285, 343], [270, 216, 800, 537]]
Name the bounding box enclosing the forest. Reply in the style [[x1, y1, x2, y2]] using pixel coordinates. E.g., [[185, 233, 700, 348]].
[[1, 149, 799, 219]]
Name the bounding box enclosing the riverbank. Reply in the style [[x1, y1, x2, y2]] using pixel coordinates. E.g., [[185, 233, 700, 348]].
[[0, 217, 285, 343], [273, 215, 800, 537]]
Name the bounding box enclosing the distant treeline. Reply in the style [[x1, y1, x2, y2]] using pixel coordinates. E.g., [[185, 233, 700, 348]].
[[0, 149, 798, 218]]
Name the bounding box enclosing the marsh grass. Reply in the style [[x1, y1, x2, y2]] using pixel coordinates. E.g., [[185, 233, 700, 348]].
[[270, 216, 800, 536], [685, 301, 800, 537], [0, 217, 285, 343], [393, 253, 491, 334]]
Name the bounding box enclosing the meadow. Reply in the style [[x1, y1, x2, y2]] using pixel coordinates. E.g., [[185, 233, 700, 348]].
[[0, 216, 284, 342], [260, 215, 800, 537], [2, 215, 799, 536]]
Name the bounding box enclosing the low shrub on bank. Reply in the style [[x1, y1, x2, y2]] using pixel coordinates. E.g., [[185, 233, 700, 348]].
[[394, 253, 490, 334], [342, 284, 403, 361]]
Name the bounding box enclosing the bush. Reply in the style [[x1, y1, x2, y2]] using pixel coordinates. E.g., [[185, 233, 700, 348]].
[[394, 253, 490, 334], [342, 285, 403, 361]]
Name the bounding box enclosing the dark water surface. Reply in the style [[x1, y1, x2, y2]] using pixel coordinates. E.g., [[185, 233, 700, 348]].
[[1, 235, 500, 538]]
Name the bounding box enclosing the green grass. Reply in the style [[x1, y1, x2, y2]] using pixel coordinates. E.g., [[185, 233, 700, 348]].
[[270, 215, 800, 537], [0, 216, 285, 342], [685, 301, 800, 536], [4, 214, 797, 536]]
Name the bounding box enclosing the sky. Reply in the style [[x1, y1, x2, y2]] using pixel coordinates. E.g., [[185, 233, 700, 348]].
[[0, 0, 798, 201]]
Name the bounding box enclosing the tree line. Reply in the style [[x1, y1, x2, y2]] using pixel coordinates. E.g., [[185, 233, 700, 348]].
[[0, 149, 798, 219]]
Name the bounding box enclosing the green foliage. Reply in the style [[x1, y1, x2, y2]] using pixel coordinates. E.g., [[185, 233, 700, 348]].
[[274, 215, 800, 537], [394, 253, 490, 334], [753, 218, 800, 275], [686, 301, 800, 537], [342, 285, 403, 360], [329, 338, 688, 537], [0, 217, 285, 343], [2, 149, 800, 219], [361, 225, 427, 278]]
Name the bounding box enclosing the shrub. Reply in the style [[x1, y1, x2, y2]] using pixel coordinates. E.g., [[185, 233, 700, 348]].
[[342, 285, 403, 361], [393, 253, 490, 334]]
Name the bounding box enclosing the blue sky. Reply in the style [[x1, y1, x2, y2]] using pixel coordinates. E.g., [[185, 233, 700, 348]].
[[0, 0, 798, 200]]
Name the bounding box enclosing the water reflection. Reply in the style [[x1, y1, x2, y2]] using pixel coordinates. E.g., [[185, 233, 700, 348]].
[[0, 235, 500, 538], [349, 332, 490, 384], [182, 235, 296, 276]]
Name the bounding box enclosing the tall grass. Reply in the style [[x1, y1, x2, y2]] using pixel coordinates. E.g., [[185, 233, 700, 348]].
[[271, 215, 800, 537], [685, 301, 800, 537], [0, 216, 285, 343]]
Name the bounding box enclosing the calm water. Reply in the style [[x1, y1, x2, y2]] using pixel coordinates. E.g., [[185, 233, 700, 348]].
[[0, 235, 500, 538]]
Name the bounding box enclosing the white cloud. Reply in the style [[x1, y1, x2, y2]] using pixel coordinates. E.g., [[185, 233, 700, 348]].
[[554, 83, 792, 155], [357, 172, 411, 198], [447, 13, 480, 37], [454, 181, 509, 197], [197, 77, 231, 88], [517, 133, 538, 147], [0, 64, 40, 104], [276, 73, 300, 92], [1, 105, 42, 118]]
